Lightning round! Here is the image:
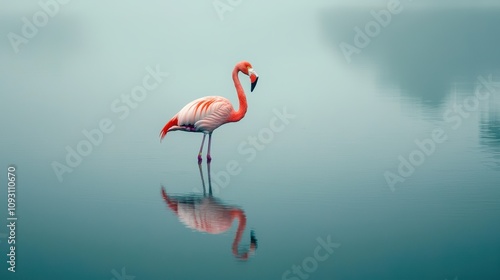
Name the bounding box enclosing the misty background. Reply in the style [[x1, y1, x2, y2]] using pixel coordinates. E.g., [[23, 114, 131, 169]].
[[1, 0, 500, 279]]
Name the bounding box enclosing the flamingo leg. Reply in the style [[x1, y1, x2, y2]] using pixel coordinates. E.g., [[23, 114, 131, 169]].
[[207, 133, 213, 163], [198, 134, 206, 164], [207, 160, 212, 196], [198, 161, 206, 195]]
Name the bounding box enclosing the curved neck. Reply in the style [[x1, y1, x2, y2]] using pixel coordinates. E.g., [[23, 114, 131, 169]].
[[231, 209, 250, 260], [227, 68, 248, 122]]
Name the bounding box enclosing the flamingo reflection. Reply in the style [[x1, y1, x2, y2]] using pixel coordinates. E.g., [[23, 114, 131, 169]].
[[161, 163, 257, 260]]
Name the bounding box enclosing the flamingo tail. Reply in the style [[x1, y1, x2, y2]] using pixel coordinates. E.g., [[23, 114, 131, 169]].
[[161, 187, 178, 213], [160, 115, 179, 142]]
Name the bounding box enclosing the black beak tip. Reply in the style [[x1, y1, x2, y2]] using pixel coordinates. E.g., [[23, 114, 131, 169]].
[[251, 77, 259, 92], [250, 230, 258, 247]]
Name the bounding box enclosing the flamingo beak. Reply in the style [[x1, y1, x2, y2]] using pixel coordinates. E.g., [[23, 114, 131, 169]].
[[250, 230, 258, 249], [250, 70, 258, 92]]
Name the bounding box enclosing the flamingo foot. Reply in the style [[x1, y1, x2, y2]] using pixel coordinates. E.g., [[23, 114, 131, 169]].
[[207, 155, 212, 163], [198, 154, 202, 164]]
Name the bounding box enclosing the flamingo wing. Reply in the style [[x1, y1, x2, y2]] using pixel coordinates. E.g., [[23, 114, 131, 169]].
[[160, 96, 233, 140]]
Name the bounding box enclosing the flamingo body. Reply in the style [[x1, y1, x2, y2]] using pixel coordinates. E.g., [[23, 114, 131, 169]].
[[161, 96, 233, 136], [167, 195, 240, 234]]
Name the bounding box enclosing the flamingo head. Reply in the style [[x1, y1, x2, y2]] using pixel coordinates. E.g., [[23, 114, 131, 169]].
[[238, 61, 259, 92]]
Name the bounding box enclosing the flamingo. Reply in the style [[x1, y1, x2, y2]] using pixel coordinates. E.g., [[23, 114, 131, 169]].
[[159, 61, 259, 163], [161, 164, 257, 260]]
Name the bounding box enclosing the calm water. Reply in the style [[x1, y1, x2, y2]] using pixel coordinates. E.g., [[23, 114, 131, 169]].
[[1, 1, 500, 280]]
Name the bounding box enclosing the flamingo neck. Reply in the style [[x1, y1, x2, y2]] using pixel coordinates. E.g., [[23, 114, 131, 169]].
[[231, 209, 251, 260], [227, 68, 248, 123]]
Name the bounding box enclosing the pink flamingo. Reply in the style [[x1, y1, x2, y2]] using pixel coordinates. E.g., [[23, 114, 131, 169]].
[[159, 61, 259, 163], [161, 164, 257, 260]]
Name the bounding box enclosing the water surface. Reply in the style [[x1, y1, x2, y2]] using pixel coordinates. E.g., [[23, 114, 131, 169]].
[[1, 1, 500, 279]]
